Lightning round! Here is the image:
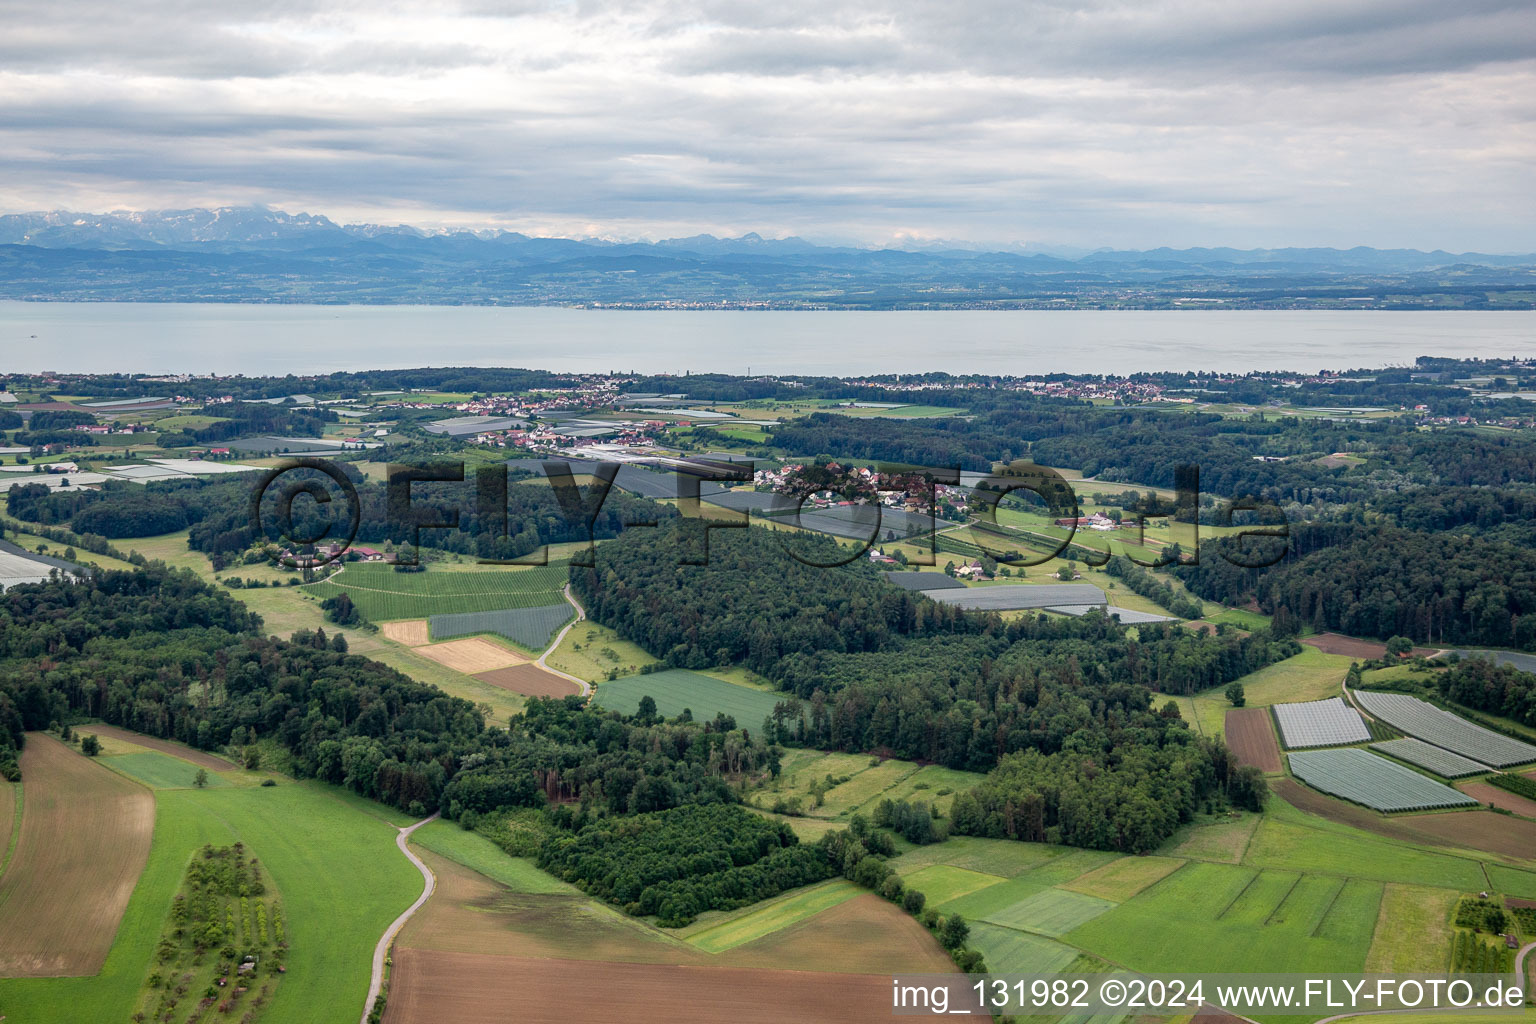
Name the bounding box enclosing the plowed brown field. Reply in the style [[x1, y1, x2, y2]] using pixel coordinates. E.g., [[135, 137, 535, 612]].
[[1225, 708, 1282, 773], [473, 664, 580, 698], [1460, 781, 1536, 819], [0, 735, 154, 976], [383, 950, 951, 1024], [1302, 633, 1434, 658]]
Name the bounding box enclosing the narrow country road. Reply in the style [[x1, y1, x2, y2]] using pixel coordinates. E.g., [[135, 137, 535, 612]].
[[536, 583, 592, 697], [359, 812, 439, 1024]]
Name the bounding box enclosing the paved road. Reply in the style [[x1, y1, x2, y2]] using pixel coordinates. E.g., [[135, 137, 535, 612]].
[[359, 813, 439, 1024], [536, 583, 592, 698]]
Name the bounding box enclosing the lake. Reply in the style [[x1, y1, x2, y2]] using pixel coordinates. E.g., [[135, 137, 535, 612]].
[[3, 303, 1533, 376]]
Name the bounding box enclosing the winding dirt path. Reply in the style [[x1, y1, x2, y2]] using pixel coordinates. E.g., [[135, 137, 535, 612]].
[[359, 813, 438, 1024], [535, 583, 592, 697]]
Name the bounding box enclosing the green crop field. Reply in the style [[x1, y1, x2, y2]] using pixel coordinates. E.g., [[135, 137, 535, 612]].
[[0, 780, 423, 1023], [410, 820, 575, 894], [936, 873, 1050, 918], [1486, 863, 1536, 899], [1243, 818, 1486, 890], [982, 887, 1115, 937], [1201, 646, 1354, 707], [592, 668, 784, 726], [306, 562, 568, 620], [1206, 608, 1272, 631], [681, 880, 861, 953], [891, 835, 1069, 879], [1062, 856, 1185, 901], [871, 764, 987, 816], [811, 758, 923, 818], [99, 751, 229, 789], [899, 864, 1007, 905], [1065, 862, 1382, 973], [967, 922, 1081, 976]]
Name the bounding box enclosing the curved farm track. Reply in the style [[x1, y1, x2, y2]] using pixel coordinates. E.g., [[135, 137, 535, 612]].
[[360, 813, 438, 1024]]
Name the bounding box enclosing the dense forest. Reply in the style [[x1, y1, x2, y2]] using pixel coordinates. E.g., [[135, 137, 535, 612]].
[[1182, 524, 1536, 649], [7, 470, 673, 566], [575, 522, 1288, 849], [0, 567, 774, 818], [1436, 657, 1536, 729]]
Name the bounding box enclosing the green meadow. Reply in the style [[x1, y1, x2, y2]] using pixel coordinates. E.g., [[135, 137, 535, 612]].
[[0, 781, 422, 1024]]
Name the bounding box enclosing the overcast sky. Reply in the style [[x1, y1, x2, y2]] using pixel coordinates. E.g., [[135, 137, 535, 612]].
[[0, 0, 1531, 249]]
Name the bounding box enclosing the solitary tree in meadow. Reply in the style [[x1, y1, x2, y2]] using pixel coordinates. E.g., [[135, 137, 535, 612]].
[[193, 768, 210, 789], [81, 734, 100, 756]]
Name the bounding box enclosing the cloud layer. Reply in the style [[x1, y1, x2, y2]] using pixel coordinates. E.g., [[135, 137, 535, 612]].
[[0, 0, 1531, 248]]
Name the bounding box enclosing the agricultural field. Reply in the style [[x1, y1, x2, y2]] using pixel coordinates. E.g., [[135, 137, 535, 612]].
[[409, 636, 526, 673], [1353, 690, 1536, 767], [1243, 817, 1487, 890], [0, 756, 422, 1023], [1273, 697, 1371, 748], [306, 562, 568, 620], [899, 864, 1007, 906], [1224, 707, 1282, 772], [681, 880, 861, 953], [101, 750, 230, 789], [83, 724, 236, 770], [409, 822, 575, 895], [541, 619, 660, 681], [1208, 646, 1355, 708], [430, 602, 573, 650], [1364, 884, 1460, 973], [1168, 814, 1262, 864], [1371, 737, 1488, 778], [0, 736, 155, 977], [592, 668, 783, 726], [1065, 862, 1383, 974], [1061, 856, 1185, 902], [981, 886, 1115, 937], [472, 663, 582, 698]]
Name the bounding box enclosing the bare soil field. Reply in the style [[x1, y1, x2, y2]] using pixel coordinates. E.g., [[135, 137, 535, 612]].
[[383, 950, 953, 1024], [412, 637, 526, 673], [1460, 781, 1536, 819], [0, 735, 154, 976], [400, 851, 699, 964], [1302, 633, 1434, 659], [0, 781, 14, 872], [1225, 708, 1282, 773], [723, 894, 956, 974], [83, 723, 235, 770], [1397, 810, 1536, 861], [381, 619, 431, 646], [473, 664, 581, 698]]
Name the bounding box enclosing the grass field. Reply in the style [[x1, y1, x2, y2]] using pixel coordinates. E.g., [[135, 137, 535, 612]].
[[1167, 813, 1261, 863], [307, 562, 568, 620], [1206, 608, 1272, 631], [1243, 818, 1486, 889], [1066, 862, 1382, 974], [409, 821, 575, 894], [0, 780, 15, 877], [810, 758, 923, 818], [99, 751, 230, 788], [967, 923, 1081, 976], [1364, 884, 1458, 973], [682, 880, 862, 953], [982, 887, 1115, 937], [899, 864, 1007, 905], [0, 777, 423, 1022], [1061, 856, 1185, 901], [0, 736, 154, 977], [871, 764, 987, 816], [542, 620, 661, 681], [592, 668, 783, 727], [1202, 646, 1354, 707]]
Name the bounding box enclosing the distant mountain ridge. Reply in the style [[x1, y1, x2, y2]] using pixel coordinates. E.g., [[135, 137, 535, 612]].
[[1, 205, 1532, 308]]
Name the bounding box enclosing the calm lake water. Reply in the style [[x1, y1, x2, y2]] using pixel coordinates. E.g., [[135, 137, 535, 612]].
[[2, 303, 1533, 376]]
